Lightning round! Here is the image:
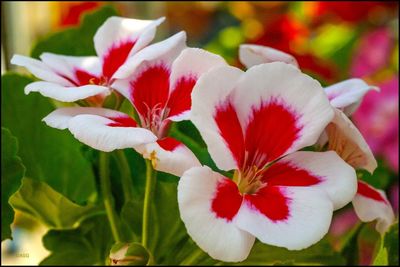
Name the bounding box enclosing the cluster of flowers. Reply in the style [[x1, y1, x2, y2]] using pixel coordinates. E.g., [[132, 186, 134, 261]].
[[12, 16, 395, 262]]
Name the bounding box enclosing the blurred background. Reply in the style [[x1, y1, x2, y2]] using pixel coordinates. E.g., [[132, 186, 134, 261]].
[[1, 1, 398, 265]]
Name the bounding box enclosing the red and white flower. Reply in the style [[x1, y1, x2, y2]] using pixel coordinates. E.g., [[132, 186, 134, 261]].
[[42, 33, 227, 176], [353, 180, 395, 234], [239, 44, 396, 234], [178, 62, 357, 262], [324, 109, 395, 234], [11, 16, 164, 104], [239, 44, 378, 116], [240, 44, 395, 234]]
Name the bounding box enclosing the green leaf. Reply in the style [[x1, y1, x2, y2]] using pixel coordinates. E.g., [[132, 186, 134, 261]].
[[340, 222, 363, 265], [373, 245, 388, 265], [227, 239, 346, 265], [373, 222, 399, 266], [109, 242, 151, 265], [1, 127, 25, 241], [9, 178, 103, 229], [169, 122, 219, 171], [31, 5, 118, 58], [40, 215, 113, 265], [1, 73, 96, 203], [358, 158, 393, 190]]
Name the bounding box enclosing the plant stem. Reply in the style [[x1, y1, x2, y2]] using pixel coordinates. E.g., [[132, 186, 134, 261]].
[[99, 151, 122, 243], [142, 159, 156, 249], [114, 149, 134, 201]]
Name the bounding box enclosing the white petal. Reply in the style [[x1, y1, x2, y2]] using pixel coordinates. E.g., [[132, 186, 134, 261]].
[[10, 55, 71, 86], [168, 110, 190, 122], [316, 130, 329, 149], [325, 108, 377, 173], [234, 186, 333, 250], [275, 151, 357, 210], [164, 48, 227, 121], [191, 65, 245, 171], [43, 107, 129, 130], [40, 53, 102, 81], [169, 47, 227, 93], [178, 166, 255, 262], [112, 31, 187, 82], [25, 81, 109, 102], [137, 138, 201, 176], [353, 181, 395, 234], [325, 78, 379, 116], [239, 44, 299, 69], [68, 114, 157, 152], [232, 62, 334, 159], [94, 16, 165, 58]]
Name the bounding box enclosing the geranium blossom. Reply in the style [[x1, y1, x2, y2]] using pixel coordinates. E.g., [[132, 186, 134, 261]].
[[11, 16, 164, 104], [323, 108, 395, 234], [178, 62, 357, 262], [238, 44, 395, 234], [43, 32, 227, 176], [240, 44, 378, 116]]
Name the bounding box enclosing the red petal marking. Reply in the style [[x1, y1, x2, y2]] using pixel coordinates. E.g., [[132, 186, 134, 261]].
[[102, 40, 136, 81], [130, 64, 170, 118], [262, 161, 322, 186], [211, 178, 243, 221], [214, 100, 245, 167], [244, 100, 301, 168], [357, 181, 388, 204], [107, 116, 137, 127], [57, 73, 79, 86], [75, 69, 101, 86], [167, 76, 197, 118], [157, 137, 181, 151], [244, 186, 290, 222]]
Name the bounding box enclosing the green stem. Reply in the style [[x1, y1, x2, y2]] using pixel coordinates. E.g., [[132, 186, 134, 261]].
[[142, 159, 156, 249], [114, 150, 134, 201], [99, 152, 122, 243], [180, 248, 204, 265]]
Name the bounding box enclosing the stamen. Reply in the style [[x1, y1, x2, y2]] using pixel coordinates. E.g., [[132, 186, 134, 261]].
[[236, 162, 269, 194], [139, 102, 171, 138]]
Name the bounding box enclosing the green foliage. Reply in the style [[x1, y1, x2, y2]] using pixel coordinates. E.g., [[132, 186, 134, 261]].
[[9, 178, 103, 230], [358, 158, 395, 190], [2, 3, 396, 266], [1, 128, 25, 241], [227, 239, 346, 266], [1, 73, 96, 204], [120, 179, 188, 263], [169, 121, 219, 172], [31, 5, 118, 58], [339, 222, 363, 265], [40, 215, 113, 265], [373, 222, 399, 266]]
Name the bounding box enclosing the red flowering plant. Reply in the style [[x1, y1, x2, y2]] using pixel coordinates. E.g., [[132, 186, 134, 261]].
[[2, 4, 397, 266]]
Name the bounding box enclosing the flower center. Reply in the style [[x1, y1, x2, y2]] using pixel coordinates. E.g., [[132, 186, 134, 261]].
[[139, 103, 171, 138], [89, 76, 109, 87], [233, 165, 266, 194]]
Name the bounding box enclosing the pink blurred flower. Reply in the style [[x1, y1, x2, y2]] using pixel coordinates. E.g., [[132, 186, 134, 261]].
[[353, 77, 399, 172], [351, 27, 393, 78], [329, 208, 358, 237]]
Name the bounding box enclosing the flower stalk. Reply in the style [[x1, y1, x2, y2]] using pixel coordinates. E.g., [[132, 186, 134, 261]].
[[142, 159, 157, 249], [99, 151, 122, 243]]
